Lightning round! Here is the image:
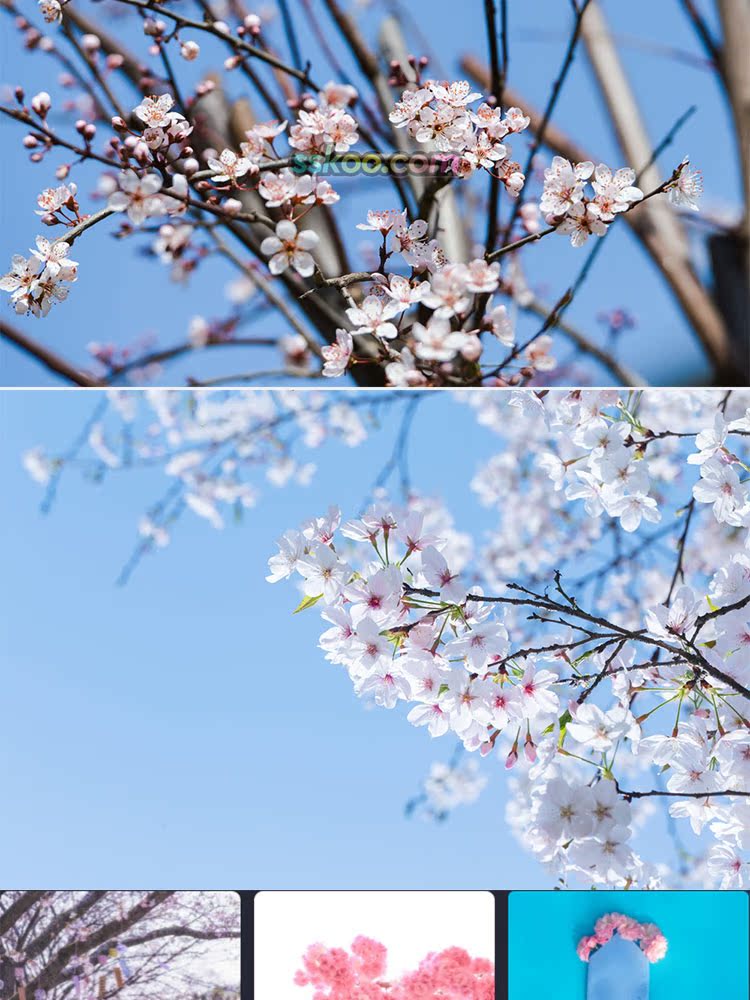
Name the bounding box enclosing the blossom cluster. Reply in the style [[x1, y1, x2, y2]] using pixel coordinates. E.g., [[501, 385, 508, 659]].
[[421, 758, 488, 818], [577, 913, 668, 964], [390, 80, 529, 188], [289, 82, 360, 155], [0, 234, 78, 317], [268, 389, 750, 890], [1, 0, 713, 387], [294, 937, 493, 999], [541, 158, 644, 246], [23, 390, 393, 561], [321, 235, 526, 381], [23, 389, 749, 888]]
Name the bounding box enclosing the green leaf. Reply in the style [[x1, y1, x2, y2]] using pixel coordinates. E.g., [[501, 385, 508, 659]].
[[293, 593, 323, 614], [572, 648, 595, 668], [557, 709, 571, 746]]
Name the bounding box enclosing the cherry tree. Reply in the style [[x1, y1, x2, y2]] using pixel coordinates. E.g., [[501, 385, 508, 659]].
[[22, 387, 750, 890], [1, 1, 747, 386], [0, 891, 240, 1000]]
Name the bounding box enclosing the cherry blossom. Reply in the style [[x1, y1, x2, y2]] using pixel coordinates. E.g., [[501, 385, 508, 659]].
[[107, 170, 166, 225], [31, 236, 77, 278], [346, 296, 400, 341], [542, 158, 644, 246], [295, 937, 493, 999], [668, 158, 703, 211], [0, 24, 703, 387], [321, 330, 354, 377], [260, 220, 319, 277], [134, 94, 176, 129], [14, 388, 750, 890], [258, 388, 750, 889], [207, 149, 255, 184]]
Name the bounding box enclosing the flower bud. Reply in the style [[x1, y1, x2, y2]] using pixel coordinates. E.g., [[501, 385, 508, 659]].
[[81, 33, 101, 55], [222, 198, 242, 215], [143, 18, 165, 36], [133, 140, 151, 165], [31, 91, 51, 116], [180, 40, 200, 61], [460, 335, 482, 362]]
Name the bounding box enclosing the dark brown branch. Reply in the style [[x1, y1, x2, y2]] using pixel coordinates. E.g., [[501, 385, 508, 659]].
[[0, 320, 105, 387]]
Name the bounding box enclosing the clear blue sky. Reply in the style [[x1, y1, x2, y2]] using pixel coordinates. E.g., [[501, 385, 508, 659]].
[[0, 0, 741, 385], [1, 389, 691, 889]]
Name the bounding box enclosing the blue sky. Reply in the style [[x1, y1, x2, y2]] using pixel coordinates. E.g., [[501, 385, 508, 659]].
[[1, 388, 690, 890], [0, 0, 742, 385]]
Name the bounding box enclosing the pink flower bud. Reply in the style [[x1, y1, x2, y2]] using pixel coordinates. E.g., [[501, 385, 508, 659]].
[[505, 747, 518, 770]]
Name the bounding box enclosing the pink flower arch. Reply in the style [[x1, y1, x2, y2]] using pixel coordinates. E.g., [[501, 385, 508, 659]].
[[577, 912, 668, 964]]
